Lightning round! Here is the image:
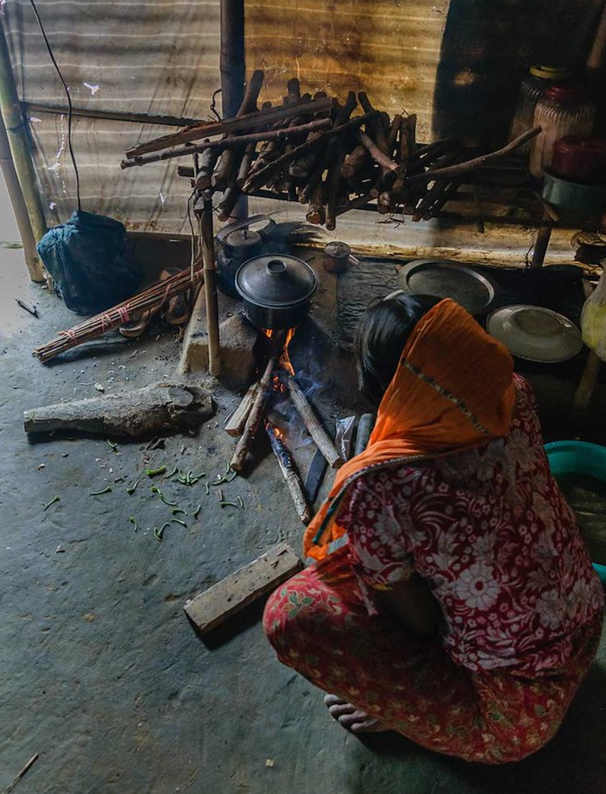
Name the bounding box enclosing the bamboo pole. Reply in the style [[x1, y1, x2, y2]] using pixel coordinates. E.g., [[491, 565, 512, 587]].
[[0, 20, 46, 244], [200, 193, 221, 377], [0, 115, 43, 280]]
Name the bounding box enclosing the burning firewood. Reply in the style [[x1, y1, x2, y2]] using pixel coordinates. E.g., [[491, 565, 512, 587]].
[[266, 421, 311, 524], [224, 381, 261, 437], [121, 71, 540, 229], [285, 376, 342, 470], [229, 331, 286, 472]]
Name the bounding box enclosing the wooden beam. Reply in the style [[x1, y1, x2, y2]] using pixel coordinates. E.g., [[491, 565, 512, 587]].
[[183, 543, 302, 634]]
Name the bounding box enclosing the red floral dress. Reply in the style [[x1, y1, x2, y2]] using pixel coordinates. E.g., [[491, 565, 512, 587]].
[[264, 376, 604, 762]]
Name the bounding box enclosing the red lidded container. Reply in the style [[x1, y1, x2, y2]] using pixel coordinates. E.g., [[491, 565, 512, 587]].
[[551, 137, 606, 184]]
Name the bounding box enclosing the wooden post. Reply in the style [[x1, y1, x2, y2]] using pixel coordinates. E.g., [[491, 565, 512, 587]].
[[200, 193, 221, 377], [573, 350, 602, 412], [530, 223, 553, 269], [220, 0, 247, 222], [0, 20, 47, 244], [0, 115, 43, 280]]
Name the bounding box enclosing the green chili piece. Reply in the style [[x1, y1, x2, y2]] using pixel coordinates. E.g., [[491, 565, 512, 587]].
[[236, 495, 244, 509], [90, 486, 112, 496], [150, 485, 177, 506], [145, 466, 166, 477], [218, 500, 240, 509], [172, 508, 186, 516], [126, 481, 138, 495], [43, 495, 60, 511], [171, 518, 187, 528], [129, 516, 139, 532], [192, 504, 202, 519], [107, 440, 118, 452], [154, 522, 170, 541], [166, 466, 179, 478]]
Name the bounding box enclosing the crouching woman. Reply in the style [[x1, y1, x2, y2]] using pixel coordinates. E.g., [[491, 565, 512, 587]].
[[263, 294, 604, 764]]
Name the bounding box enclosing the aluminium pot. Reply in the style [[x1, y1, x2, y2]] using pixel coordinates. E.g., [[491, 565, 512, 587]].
[[234, 253, 319, 330]]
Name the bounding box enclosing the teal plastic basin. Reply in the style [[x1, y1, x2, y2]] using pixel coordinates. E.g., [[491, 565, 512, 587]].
[[545, 440, 606, 583]]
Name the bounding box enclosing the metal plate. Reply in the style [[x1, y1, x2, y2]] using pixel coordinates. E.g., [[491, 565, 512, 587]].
[[397, 260, 498, 315], [487, 305, 583, 363]]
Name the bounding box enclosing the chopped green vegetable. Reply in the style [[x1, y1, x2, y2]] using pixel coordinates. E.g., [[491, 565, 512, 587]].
[[205, 482, 210, 496], [43, 495, 60, 511], [171, 508, 186, 516], [154, 522, 170, 542], [107, 440, 118, 452], [126, 481, 138, 495], [218, 500, 240, 509], [90, 486, 112, 496], [129, 516, 139, 532], [236, 495, 244, 509], [171, 518, 187, 528], [150, 485, 177, 506], [145, 465, 166, 477], [192, 504, 202, 519], [166, 466, 179, 478]]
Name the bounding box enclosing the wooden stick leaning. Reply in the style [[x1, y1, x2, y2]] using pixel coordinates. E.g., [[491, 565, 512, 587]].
[[200, 193, 220, 377], [33, 263, 204, 363], [124, 96, 334, 159], [406, 126, 541, 187], [230, 332, 286, 471], [285, 376, 343, 469], [224, 381, 261, 437], [266, 421, 311, 524]]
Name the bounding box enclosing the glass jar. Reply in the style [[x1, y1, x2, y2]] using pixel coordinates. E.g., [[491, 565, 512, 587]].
[[530, 85, 596, 179], [509, 65, 572, 154]]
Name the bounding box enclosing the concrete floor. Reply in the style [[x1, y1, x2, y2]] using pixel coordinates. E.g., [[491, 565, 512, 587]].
[[1, 247, 606, 794]]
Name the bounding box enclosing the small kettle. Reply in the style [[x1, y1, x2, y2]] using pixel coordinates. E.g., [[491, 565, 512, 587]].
[[215, 215, 276, 298]]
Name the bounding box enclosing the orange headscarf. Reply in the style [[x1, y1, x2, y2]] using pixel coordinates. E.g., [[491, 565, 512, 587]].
[[303, 298, 516, 560]]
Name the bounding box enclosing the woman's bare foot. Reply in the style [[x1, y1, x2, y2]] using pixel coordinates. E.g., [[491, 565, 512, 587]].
[[324, 694, 390, 734]]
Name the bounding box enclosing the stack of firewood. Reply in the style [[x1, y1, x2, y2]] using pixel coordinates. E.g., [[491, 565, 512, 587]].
[[122, 70, 539, 229]]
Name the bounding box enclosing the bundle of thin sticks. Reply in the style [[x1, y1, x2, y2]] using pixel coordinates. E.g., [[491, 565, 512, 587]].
[[33, 263, 203, 363], [122, 70, 540, 229]]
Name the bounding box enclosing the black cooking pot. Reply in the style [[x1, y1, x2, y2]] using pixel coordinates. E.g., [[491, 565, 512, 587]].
[[234, 254, 319, 330]]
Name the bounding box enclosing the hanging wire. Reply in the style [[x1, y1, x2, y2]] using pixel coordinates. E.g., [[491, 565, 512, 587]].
[[28, 0, 82, 211], [209, 88, 222, 122]]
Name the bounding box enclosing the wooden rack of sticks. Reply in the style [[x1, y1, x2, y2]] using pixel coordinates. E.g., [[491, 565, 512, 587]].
[[225, 330, 342, 523], [122, 69, 540, 229]]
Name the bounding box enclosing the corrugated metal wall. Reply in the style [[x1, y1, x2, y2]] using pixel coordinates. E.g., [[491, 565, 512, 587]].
[[3, 0, 604, 241], [3, 0, 222, 234]]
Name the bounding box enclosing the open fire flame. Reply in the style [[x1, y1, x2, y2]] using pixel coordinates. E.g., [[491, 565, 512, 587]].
[[262, 327, 296, 377]]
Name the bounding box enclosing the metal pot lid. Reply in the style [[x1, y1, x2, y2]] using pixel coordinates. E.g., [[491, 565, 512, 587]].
[[235, 254, 318, 309], [224, 228, 263, 251], [398, 259, 498, 315], [487, 305, 583, 363]]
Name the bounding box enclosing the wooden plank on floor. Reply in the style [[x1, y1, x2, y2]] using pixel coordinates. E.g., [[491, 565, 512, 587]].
[[183, 543, 303, 634]]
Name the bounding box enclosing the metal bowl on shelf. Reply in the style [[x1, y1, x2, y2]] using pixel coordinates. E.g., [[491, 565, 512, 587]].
[[397, 259, 499, 315]]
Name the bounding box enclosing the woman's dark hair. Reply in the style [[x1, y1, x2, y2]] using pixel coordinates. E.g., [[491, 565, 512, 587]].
[[355, 292, 441, 405]]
